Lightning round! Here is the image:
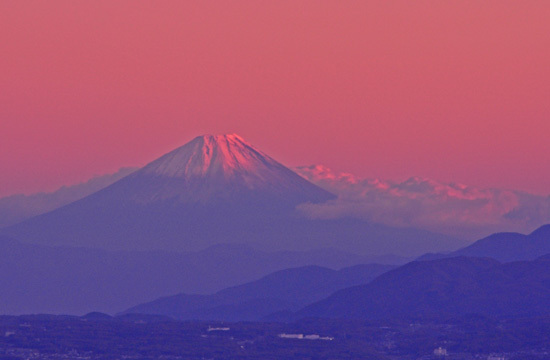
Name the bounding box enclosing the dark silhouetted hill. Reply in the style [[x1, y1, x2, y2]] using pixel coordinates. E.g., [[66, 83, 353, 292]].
[[122, 264, 394, 321], [419, 224, 550, 262], [297, 255, 550, 320], [0, 235, 394, 315]]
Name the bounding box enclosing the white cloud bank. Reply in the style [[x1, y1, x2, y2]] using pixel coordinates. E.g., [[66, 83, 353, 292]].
[[295, 165, 550, 240]]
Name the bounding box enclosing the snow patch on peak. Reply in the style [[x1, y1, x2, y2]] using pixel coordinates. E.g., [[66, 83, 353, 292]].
[[142, 134, 277, 180], [129, 134, 335, 204], [101, 134, 336, 205]]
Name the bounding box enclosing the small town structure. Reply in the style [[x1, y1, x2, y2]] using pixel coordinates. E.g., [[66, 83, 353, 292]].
[[278, 333, 334, 341], [207, 326, 230, 332]]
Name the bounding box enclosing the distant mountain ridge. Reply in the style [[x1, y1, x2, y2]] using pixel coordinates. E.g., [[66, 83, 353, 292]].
[[0, 235, 397, 315], [3, 134, 460, 256], [121, 263, 395, 321], [123, 222, 550, 322], [0, 167, 137, 228], [419, 224, 550, 262], [296, 255, 550, 320]]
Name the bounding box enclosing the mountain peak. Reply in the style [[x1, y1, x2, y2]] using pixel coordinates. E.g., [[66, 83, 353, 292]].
[[529, 224, 550, 238], [117, 133, 335, 204], [142, 133, 271, 179]]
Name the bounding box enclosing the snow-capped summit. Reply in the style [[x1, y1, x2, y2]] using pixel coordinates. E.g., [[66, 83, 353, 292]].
[[143, 134, 298, 184], [128, 134, 334, 203], [143, 134, 268, 179]]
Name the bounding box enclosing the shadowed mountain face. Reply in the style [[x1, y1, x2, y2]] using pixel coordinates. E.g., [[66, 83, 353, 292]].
[[2, 134, 461, 255], [451, 225, 550, 261], [297, 255, 550, 320], [419, 224, 550, 262], [0, 235, 396, 315], [0, 167, 137, 228], [121, 263, 394, 322]]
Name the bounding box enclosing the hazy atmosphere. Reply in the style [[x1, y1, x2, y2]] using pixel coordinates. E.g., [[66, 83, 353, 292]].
[[1, 1, 549, 198], [1, 2, 549, 360]]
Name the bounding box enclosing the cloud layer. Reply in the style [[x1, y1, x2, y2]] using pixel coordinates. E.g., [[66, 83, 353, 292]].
[[296, 165, 550, 240], [0, 167, 137, 228]]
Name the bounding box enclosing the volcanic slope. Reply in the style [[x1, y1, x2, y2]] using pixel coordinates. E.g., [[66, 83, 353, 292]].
[[4, 134, 460, 255]]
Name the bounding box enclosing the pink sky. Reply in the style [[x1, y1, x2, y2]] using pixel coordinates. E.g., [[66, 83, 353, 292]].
[[1, 1, 549, 197]]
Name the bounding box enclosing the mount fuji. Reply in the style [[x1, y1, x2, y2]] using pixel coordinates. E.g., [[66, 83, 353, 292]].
[[3, 134, 461, 255], [135, 134, 332, 204]]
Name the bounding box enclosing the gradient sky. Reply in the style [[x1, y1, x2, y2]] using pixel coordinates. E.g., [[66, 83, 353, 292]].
[[1, 1, 549, 197]]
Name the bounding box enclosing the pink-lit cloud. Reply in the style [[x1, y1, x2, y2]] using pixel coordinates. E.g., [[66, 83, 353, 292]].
[[296, 165, 550, 240]]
